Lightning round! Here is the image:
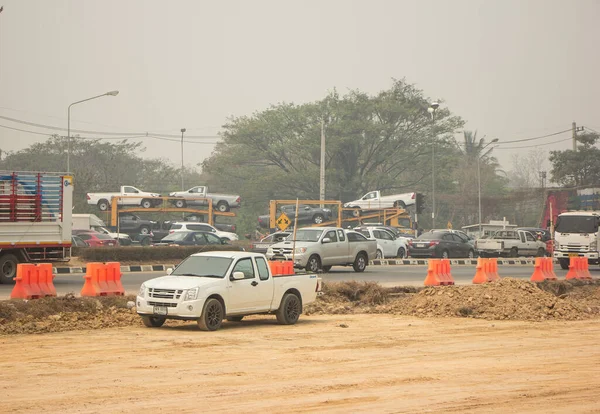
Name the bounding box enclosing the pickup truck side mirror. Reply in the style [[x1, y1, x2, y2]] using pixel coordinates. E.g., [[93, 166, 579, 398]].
[[166, 268, 173, 275], [322, 237, 331, 244], [304, 206, 310, 210], [231, 271, 245, 280]]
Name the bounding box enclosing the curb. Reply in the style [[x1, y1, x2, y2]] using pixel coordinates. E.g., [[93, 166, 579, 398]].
[[53, 264, 176, 274]]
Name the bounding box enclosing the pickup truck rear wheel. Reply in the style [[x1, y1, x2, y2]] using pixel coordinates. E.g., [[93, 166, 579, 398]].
[[216, 201, 229, 212], [468, 249, 475, 259], [306, 255, 321, 272], [97, 199, 109, 211], [198, 298, 224, 331], [351, 207, 361, 217], [509, 247, 518, 258], [353, 253, 367, 272], [141, 199, 153, 209], [175, 199, 186, 208], [0, 253, 19, 284], [394, 201, 407, 209], [536, 248, 546, 257], [276, 293, 301, 325], [141, 315, 166, 328]]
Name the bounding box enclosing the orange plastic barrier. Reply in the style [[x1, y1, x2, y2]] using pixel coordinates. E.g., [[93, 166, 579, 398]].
[[81, 262, 125, 297], [530, 257, 557, 282], [11, 263, 56, 299], [473, 258, 500, 284], [565, 257, 593, 280], [424, 259, 455, 286], [269, 260, 295, 276]]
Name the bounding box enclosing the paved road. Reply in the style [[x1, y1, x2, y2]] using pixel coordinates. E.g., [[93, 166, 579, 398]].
[[0, 263, 590, 299]]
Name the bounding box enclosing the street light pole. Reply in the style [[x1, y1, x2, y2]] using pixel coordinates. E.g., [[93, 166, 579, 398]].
[[428, 102, 439, 228], [180, 128, 186, 191], [477, 138, 499, 236], [67, 90, 119, 172]]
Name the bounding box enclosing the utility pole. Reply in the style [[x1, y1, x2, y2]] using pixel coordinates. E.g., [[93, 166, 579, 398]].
[[319, 119, 325, 208], [180, 128, 186, 191], [573, 121, 577, 152]]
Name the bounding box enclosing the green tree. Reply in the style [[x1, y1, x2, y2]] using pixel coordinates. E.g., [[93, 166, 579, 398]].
[[549, 132, 600, 187]]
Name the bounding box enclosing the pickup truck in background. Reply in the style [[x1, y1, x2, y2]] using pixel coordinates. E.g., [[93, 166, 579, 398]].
[[86, 185, 162, 211], [136, 251, 322, 331], [475, 229, 547, 258], [118, 212, 156, 235], [168, 186, 241, 212], [343, 190, 415, 215], [258, 204, 333, 228], [266, 227, 377, 273]]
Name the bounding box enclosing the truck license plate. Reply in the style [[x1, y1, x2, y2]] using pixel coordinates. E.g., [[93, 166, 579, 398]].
[[568, 253, 578, 257], [153, 306, 168, 315]]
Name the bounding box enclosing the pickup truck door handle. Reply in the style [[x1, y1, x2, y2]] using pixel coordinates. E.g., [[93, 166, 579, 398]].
[[251, 281, 258, 286]]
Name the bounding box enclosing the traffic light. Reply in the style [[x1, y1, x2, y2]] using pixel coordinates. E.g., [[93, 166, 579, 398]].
[[416, 193, 426, 214]]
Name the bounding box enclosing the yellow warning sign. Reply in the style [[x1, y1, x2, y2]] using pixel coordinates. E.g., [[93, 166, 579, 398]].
[[447, 221, 452, 229], [276, 212, 292, 231]]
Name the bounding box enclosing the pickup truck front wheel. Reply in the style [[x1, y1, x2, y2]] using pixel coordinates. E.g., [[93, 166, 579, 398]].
[[141, 315, 166, 328], [141, 199, 153, 209], [509, 247, 519, 258], [198, 298, 224, 331], [306, 255, 321, 273], [353, 253, 367, 272], [276, 293, 301, 325]]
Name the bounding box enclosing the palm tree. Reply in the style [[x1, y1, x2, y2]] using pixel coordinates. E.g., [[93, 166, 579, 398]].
[[459, 130, 498, 164]]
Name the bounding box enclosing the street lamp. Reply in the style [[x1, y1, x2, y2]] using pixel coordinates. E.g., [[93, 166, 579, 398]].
[[180, 128, 186, 191], [477, 138, 499, 236], [67, 90, 119, 172], [427, 101, 439, 228]]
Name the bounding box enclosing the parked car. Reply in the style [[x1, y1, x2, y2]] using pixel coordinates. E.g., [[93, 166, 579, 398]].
[[250, 231, 291, 254], [408, 230, 475, 259], [155, 231, 233, 247], [75, 231, 118, 247], [354, 226, 408, 259], [258, 204, 333, 228], [71, 235, 89, 247], [73, 228, 133, 246], [168, 186, 241, 212], [168, 222, 238, 241], [429, 229, 476, 247], [86, 185, 162, 211]]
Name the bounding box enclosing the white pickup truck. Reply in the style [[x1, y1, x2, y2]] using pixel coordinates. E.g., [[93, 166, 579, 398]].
[[344, 190, 415, 215], [86, 185, 162, 211], [136, 251, 322, 331], [475, 229, 547, 258], [168, 186, 241, 212], [266, 227, 377, 272]]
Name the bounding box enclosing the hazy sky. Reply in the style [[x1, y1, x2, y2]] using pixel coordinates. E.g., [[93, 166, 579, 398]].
[[0, 0, 598, 173]]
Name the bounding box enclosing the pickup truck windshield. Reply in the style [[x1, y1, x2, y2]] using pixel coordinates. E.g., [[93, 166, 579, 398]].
[[171, 256, 233, 278], [290, 229, 324, 242], [555, 216, 598, 234]]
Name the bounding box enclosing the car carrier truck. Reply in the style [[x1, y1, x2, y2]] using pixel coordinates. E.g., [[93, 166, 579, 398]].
[[0, 171, 73, 284]]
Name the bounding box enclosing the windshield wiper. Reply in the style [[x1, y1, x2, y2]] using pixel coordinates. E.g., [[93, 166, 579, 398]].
[[174, 273, 222, 278]]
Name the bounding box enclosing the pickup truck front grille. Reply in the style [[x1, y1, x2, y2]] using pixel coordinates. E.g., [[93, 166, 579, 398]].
[[148, 288, 183, 300], [148, 301, 178, 308], [270, 247, 293, 255]]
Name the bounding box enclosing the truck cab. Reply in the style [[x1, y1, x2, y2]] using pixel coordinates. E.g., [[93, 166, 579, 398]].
[[553, 211, 600, 269]]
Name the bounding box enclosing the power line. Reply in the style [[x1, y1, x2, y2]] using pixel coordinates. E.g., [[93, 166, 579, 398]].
[[494, 137, 572, 150], [494, 129, 572, 144]]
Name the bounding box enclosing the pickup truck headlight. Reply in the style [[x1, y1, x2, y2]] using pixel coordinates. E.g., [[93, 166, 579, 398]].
[[590, 241, 597, 250], [169, 192, 175, 196], [138, 284, 146, 298], [322, 208, 331, 212], [295, 247, 307, 254], [185, 288, 199, 301], [266, 248, 274, 255]]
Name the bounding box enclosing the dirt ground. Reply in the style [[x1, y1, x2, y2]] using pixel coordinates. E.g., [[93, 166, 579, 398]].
[[1, 279, 600, 413]]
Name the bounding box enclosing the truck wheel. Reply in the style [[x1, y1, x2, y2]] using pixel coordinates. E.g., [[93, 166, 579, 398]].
[[509, 247, 518, 258], [312, 214, 325, 224], [353, 252, 367, 272], [0, 253, 19, 284], [441, 250, 449, 259], [376, 249, 384, 259], [139, 226, 151, 235], [97, 199, 109, 211], [216, 201, 229, 212], [175, 199, 186, 208], [305, 255, 321, 273], [227, 316, 244, 322], [558, 258, 569, 270], [536, 248, 546, 257], [397, 247, 406, 259], [141, 199, 152, 209], [141, 315, 166, 328], [198, 298, 224, 331], [321, 265, 332, 272], [394, 201, 407, 209], [351, 207, 361, 217], [276, 293, 302, 325]]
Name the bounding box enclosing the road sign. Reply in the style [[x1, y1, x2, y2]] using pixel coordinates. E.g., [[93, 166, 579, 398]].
[[276, 212, 292, 231], [447, 221, 452, 229]]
